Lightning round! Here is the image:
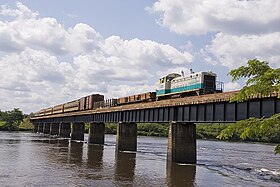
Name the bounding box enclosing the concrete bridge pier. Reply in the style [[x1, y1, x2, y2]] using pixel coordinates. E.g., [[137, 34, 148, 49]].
[[59, 123, 71, 138], [33, 123, 38, 133], [116, 122, 137, 152], [88, 122, 105, 144], [71, 122, 85, 141], [43, 123, 50, 134], [50, 123, 59, 135], [167, 122, 196, 164], [38, 123, 44, 133]]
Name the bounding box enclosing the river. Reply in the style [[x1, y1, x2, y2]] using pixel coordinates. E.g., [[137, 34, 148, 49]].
[[0, 131, 279, 186]]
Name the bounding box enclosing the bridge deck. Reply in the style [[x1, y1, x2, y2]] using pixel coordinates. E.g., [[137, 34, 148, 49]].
[[31, 91, 279, 120]]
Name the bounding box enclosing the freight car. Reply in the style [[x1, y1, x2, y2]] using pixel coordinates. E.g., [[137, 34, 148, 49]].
[[35, 94, 106, 116], [64, 100, 80, 112], [52, 104, 64, 114], [79, 94, 104, 110], [117, 92, 156, 105], [92, 98, 118, 108]]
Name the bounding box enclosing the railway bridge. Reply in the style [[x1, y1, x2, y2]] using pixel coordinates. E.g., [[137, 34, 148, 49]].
[[31, 91, 280, 164]]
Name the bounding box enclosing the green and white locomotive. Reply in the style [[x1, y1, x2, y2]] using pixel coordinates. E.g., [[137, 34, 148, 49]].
[[156, 70, 223, 99]]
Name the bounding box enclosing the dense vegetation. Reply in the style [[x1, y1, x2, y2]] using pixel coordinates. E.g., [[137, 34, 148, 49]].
[[105, 123, 169, 137], [0, 108, 32, 131], [104, 122, 232, 139], [227, 59, 280, 154], [196, 123, 231, 139], [218, 114, 280, 143]]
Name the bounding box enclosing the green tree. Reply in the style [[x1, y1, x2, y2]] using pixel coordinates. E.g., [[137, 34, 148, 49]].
[[217, 114, 280, 143], [229, 59, 280, 102], [226, 59, 280, 154], [2, 108, 24, 131], [18, 117, 33, 130]]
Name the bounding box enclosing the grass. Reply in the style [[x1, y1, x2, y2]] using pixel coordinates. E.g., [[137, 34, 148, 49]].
[[0, 121, 5, 128]]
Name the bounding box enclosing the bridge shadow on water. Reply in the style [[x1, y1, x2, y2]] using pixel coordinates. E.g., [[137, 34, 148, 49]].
[[166, 162, 196, 187], [114, 151, 136, 184], [87, 144, 104, 170]]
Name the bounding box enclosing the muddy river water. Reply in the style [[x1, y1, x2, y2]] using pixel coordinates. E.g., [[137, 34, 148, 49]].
[[0, 132, 279, 186]]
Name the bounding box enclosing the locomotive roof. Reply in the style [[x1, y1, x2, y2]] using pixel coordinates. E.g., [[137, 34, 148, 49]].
[[159, 73, 181, 79], [160, 71, 216, 79]]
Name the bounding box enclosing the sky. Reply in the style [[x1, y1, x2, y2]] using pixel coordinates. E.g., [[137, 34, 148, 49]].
[[0, 0, 279, 114]]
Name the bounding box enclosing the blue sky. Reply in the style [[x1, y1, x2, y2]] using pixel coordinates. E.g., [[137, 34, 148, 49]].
[[0, 0, 279, 113]]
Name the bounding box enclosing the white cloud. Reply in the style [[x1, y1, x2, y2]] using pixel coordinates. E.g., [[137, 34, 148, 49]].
[[0, 2, 38, 19], [0, 48, 75, 112], [0, 3, 103, 55], [67, 23, 104, 54], [104, 36, 193, 65], [204, 32, 280, 69], [149, 0, 280, 35], [224, 82, 241, 92], [0, 3, 194, 113], [149, 0, 280, 69]]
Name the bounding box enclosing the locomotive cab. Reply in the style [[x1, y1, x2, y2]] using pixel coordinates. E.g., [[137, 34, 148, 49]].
[[157, 73, 181, 95], [202, 72, 224, 93], [202, 72, 216, 94]]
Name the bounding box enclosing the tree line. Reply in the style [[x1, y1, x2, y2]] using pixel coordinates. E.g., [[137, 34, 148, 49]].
[[0, 108, 33, 131]]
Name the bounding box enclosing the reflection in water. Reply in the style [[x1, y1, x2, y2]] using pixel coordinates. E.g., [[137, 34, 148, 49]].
[[68, 141, 83, 165], [40, 139, 58, 144], [56, 139, 70, 163], [57, 139, 70, 148], [87, 144, 104, 170], [114, 151, 136, 184], [166, 162, 196, 187], [1, 132, 279, 186]]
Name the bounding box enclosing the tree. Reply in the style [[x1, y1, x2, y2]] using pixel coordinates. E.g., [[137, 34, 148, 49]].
[[229, 59, 280, 102], [218, 114, 280, 143], [2, 108, 24, 131], [227, 59, 280, 154]]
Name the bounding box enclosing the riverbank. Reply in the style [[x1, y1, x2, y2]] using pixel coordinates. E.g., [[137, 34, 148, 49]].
[[0, 118, 33, 131], [2, 121, 279, 142], [2, 120, 279, 152], [103, 123, 232, 140]]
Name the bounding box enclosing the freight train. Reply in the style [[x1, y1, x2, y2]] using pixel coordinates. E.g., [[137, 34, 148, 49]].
[[35, 70, 223, 116]]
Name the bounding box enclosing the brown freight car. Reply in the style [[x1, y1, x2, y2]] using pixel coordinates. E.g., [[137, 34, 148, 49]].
[[117, 97, 128, 104], [117, 92, 156, 105], [80, 94, 105, 110], [45, 107, 53, 115], [38, 109, 45, 116], [53, 104, 64, 114], [64, 100, 80, 112], [79, 97, 86, 110], [86, 94, 104, 110], [104, 99, 118, 107]]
